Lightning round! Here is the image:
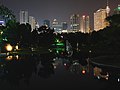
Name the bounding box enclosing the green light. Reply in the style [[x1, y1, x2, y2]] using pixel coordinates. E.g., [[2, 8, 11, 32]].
[[118, 7, 120, 10], [55, 38, 59, 43], [57, 39, 59, 42], [56, 50, 59, 53]]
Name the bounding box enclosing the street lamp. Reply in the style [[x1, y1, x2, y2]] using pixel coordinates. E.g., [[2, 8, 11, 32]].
[[6, 44, 13, 53]]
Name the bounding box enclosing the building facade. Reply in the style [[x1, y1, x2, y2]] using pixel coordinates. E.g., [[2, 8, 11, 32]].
[[70, 14, 80, 32], [94, 1, 110, 31], [52, 19, 62, 33], [43, 19, 50, 28], [80, 15, 90, 33], [29, 16, 36, 32], [20, 10, 29, 24]]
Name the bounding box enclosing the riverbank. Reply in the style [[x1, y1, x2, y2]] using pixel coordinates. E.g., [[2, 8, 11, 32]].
[[90, 55, 120, 68], [0, 47, 50, 57]]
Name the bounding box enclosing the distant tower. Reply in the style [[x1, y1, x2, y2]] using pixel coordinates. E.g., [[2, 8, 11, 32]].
[[106, 0, 110, 16], [20, 10, 29, 24]]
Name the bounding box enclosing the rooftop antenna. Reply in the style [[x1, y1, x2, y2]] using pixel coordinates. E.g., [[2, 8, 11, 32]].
[[106, 0, 110, 16]]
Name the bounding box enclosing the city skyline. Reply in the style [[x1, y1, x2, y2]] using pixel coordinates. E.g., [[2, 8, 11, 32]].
[[1, 0, 120, 28]]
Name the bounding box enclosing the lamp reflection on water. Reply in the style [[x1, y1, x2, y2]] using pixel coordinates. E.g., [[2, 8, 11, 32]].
[[6, 55, 13, 60], [6, 55, 19, 60]]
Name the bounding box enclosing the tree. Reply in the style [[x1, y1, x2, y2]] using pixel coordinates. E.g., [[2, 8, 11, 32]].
[[106, 14, 120, 28], [0, 5, 16, 23], [18, 23, 32, 48]]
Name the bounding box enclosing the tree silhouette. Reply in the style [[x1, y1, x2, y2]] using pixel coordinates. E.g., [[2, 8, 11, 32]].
[[0, 4, 16, 23]]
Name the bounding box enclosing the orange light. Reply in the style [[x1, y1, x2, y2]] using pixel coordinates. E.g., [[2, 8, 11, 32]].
[[6, 56, 13, 60], [6, 44, 13, 51]]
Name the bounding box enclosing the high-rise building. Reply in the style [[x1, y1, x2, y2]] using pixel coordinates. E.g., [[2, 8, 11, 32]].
[[62, 22, 68, 30], [94, 1, 110, 31], [20, 10, 29, 24], [43, 20, 50, 28], [29, 16, 36, 32], [80, 15, 90, 33], [114, 5, 120, 14], [94, 9, 107, 31], [70, 14, 80, 32], [52, 19, 62, 33]]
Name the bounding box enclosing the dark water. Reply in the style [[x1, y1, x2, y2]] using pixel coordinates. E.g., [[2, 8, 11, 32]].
[[0, 53, 120, 90]]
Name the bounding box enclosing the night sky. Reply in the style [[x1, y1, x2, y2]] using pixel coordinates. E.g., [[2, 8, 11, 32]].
[[1, 0, 120, 27]]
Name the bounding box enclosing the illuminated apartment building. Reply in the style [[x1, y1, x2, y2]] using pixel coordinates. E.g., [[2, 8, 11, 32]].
[[29, 16, 36, 32], [70, 14, 80, 32], [94, 1, 110, 31], [80, 15, 90, 33]]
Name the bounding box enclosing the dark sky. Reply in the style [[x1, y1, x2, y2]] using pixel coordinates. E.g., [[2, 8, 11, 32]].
[[1, 0, 120, 27]]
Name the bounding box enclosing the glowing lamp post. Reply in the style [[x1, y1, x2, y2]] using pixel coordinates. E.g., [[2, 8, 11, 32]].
[[6, 44, 13, 52]]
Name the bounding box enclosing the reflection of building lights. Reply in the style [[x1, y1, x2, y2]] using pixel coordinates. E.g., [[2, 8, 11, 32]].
[[6, 44, 13, 51]]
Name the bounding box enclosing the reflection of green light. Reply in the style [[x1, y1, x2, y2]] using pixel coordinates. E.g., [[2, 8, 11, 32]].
[[56, 43, 64, 46], [55, 48, 65, 51]]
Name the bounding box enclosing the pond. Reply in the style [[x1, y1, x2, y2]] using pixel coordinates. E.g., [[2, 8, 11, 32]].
[[0, 53, 119, 90]]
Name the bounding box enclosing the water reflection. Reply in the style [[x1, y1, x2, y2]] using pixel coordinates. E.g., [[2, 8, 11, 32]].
[[0, 53, 90, 85], [37, 54, 55, 78], [0, 52, 120, 89], [0, 54, 39, 86], [0, 54, 58, 84], [63, 59, 89, 75]]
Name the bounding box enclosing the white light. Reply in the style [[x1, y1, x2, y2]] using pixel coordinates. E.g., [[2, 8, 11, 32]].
[[16, 55, 19, 60], [97, 76, 100, 79], [106, 77, 109, 80], [118, 78, 120, 82], [64, 63, 67, 66], [15, 45, 19, 50]]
